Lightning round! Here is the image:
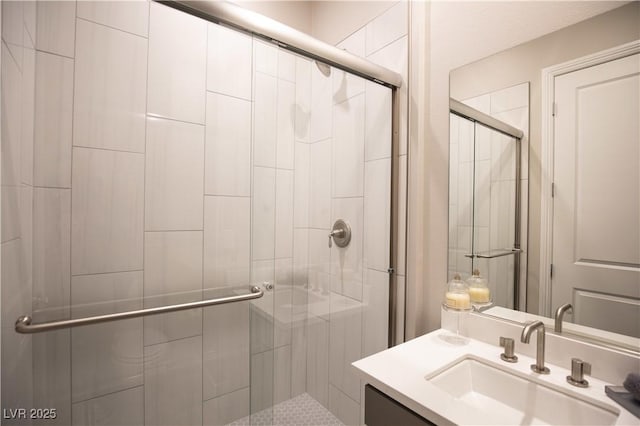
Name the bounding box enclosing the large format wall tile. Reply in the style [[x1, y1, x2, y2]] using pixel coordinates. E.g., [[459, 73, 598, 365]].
[[364, 158, 391, 272], [310, 62, 332, 143], [207, 23, 252, 100], [333, 93, 365, 198], [365, 1, 407, 56], [203, 387, 249, 426], [277, 79, 295, 169], [254, 73, 277, 168], [329, 294, 362, 403], [145, 336, 203, 426], [205, 92, 251, 196], [275, 170, 294, 259], [145, 117, 204, 231], [36, 1, 76, 58], [1, 239, 34, 416], [34, 329, 71, 426], [21, 46, 35, 186], [33, 188, 71, 322], [203, 302, 250, 400], [74, 19, 147, 153], [77, 1, 149, 37], [293, 142, 310, 228], [330, 198, 364, 301], [308, 139, 331, 229], [204, 196, 250, 288], [329, 385, 360, 426], [252, 167, 276, 261], [72, 386, 143, 426], [294, 57, 311, 142], [144, 231, 203, 346], [71, 271, 143, 402], [364, 81, 392, 162], [71, 147, 144, 275], [34, 51, 73, 188], [148, 2, 206, 124], [306, 315, 329, 407], [362, 268, 388, 357]]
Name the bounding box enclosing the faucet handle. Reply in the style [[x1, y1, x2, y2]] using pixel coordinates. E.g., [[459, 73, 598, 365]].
[[499, 337, 518, 363], [567, 358, 591, 388]]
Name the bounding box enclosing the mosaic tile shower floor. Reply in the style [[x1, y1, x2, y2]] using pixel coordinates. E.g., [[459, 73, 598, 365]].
[[227, 393, 344, 426]]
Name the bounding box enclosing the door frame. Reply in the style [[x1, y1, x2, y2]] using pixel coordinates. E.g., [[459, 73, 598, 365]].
[[538, 39, 640, 317]]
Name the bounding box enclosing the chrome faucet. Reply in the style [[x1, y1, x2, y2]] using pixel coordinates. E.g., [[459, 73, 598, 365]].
[[521, 320, 550, 374], [554, 303, 573, 333]]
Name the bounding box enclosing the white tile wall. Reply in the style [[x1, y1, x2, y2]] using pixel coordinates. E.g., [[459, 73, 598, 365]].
[[365, 2, 407, 56], [254, 72, 278, 168], [329, 294, 362, 403], [34, 51, 73, 188], [21, 45, 34, 185], [147, 2, 206, 124], [72, 386, 144, 426], [34, 329, 71, 426], [144, 336, 203, 426], [205, 92, 251, 197], [309, 139, 331, 229], [203, 303, 250, 399], [310, 63, 332, 143], [144, 117, 204, 231], [73, 19, 147, 153], [329, 384, 360, 426], [203, 387, 250, 426], [32, 188, 71, 322], [330, 197, 364, 300], [208, 23, 252, 100], [333, 93, 365, 198], [274, 345, 292, 404], [364, 158, 391, 272], [254, 39, 278, 76], [203, 196, 250, 288], [275, 170, 294, 259], [77, 1, 149, 37], [365, 81, 392, 161], [36, 1, 76, 58], [278, 49, 296, 82], [294, 57, 311, 142], [306, 315, 329, 407], [143, 231, 203, 346], [71, 147, 144, 275], [362, 268, 389, 357], [253, 167, 276, 260], [293, 142, 310, 228], [277, 79, 296, 169], [71, 271, 143, 402]]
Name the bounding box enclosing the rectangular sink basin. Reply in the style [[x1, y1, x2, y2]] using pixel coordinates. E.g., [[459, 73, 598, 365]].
[[426, 357, 619, 425]]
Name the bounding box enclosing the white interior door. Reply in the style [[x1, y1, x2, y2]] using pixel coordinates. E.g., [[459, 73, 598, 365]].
[[552, 53, 640, 337]]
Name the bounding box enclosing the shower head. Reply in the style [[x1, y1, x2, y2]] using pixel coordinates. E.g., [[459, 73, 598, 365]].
[[314, 60, 331, 77]]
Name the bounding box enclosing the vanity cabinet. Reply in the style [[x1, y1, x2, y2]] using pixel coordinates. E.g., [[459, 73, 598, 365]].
[[364, 385, 436, 426]]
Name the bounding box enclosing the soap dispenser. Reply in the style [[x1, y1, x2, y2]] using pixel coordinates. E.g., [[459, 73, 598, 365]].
[[443, 274, 471, 311], [467, 269, 492, 309]]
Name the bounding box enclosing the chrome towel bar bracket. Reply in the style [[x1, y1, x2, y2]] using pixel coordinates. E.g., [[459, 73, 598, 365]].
[[15, 286, 263, 334]]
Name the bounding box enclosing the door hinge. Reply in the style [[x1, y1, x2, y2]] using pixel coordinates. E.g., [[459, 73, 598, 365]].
[[551, 182, 555, 197], [550, 264, 554, 278], [552, 102, 557, 117]]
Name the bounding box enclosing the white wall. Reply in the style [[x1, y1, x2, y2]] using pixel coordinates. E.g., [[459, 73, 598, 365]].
[[231, 0, 312, 34]]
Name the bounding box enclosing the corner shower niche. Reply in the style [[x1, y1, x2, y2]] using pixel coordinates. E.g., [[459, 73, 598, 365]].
[[448, 89, 528, 311]]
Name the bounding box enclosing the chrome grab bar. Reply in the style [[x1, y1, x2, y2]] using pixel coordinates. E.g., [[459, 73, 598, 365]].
[[15, 286, 263, 334]]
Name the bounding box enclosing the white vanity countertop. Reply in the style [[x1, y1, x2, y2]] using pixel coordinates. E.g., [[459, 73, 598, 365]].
[[352, 329, 639, 425]]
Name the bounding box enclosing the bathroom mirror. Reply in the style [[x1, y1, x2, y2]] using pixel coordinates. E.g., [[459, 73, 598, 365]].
[[448, 2, 640, 352]]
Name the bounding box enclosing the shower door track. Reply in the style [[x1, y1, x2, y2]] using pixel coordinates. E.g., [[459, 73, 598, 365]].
[[15, 286, 263, 334]]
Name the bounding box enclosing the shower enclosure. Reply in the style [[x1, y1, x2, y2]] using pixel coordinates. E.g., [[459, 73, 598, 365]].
[[448, 99, 523, 310], [1, 1, 400, 425]]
